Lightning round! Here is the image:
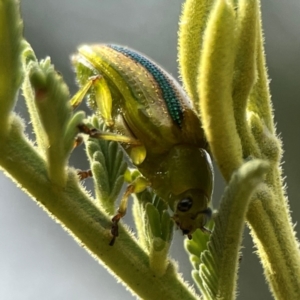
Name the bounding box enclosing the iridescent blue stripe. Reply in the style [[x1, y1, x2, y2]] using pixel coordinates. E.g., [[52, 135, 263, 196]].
[[108, 44, 183, 126]]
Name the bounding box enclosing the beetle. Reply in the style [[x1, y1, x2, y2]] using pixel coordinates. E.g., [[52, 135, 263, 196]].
[[71, 44, 214, 244]]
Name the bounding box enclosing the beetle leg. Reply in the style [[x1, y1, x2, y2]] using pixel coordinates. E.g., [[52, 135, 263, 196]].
[[110, 185, 134, 246], [70, 75, 114, 127], [77, 169, 93, 181], [77, 123, 141, 145], [73, 135, 84, 148], [200, 226, 212, 234], [70, 76, 95, 109], [110, 176, 150, 246]]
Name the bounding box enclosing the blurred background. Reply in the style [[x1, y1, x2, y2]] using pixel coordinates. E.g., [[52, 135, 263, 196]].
[[1, 0, 300, 299]]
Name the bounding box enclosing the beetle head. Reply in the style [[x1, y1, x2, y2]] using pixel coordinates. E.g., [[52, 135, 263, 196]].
[[172, 189, 212, 237]]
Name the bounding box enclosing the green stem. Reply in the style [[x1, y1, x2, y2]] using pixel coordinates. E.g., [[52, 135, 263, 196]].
[[0, 115, 198, 300]]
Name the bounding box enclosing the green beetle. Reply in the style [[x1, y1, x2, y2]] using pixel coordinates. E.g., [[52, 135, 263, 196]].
[[71, 44, 214, 244]]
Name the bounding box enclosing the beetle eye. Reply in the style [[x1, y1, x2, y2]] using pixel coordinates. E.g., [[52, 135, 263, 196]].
[[177, 197, 193, 212]]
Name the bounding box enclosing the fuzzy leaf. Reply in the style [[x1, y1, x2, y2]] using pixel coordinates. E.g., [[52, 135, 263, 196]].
[[161, 210, 174, 243], [132, 190, 153, 250], [232, 0, 261, 159], [198, 0, 243, 181], [146, 203, 162, 239], [247, 4, 274, 133], [133, 190, 174, 276], [85, 117, 127, 214], [22, 58, 49, 153], [178, 0, 215, 110], [26, 58, 84, 186]]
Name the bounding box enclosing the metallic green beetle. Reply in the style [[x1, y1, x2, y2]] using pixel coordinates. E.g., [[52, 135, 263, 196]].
[[71, 44, 214, 243]]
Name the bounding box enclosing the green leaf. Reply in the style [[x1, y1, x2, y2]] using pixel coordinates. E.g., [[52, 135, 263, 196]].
[[22, 47, 48, 152], [232, 0, 261, 159], [26, 58, 80, 186], [146, 203, 162, 239], [178, 0, 215, 110], [133, 190, 174, 277], [85, 117, 127, 214], [198, 0, 243, 181]]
